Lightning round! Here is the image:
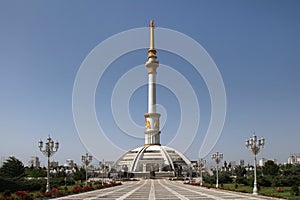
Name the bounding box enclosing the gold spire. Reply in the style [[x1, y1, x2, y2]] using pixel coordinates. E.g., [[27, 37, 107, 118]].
[[150, 20, 155, 50], [148, 19, 157, 58]]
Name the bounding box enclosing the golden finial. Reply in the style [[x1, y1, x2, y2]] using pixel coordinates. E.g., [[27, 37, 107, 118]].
[[150, 19, 155, 28], [148, 20, 156, 58]]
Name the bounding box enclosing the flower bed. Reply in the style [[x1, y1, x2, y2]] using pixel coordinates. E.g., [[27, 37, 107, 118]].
[[0, 182, 122, 200]]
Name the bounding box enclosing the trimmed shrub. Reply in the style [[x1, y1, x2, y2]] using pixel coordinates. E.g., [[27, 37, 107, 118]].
[[291, 184, 299, 196]]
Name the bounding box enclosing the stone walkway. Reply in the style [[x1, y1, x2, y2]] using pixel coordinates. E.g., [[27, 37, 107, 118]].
[[54, 179, 283, 200]]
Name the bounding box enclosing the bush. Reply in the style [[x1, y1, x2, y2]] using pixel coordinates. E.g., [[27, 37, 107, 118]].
[[0, 177, 19, 192], [236, 177, 248, 185], [291, 184, 299, 196], [203, 174, 215, 185], [0, 176, 46, 192], [21, 179, 46, 191], [50, 177, 75, 188], [218, 172, 232, 184], [258, 175, 272, 187], [14, 190, 33, 200], [72, 185, 82, 193], [3, 190, 11, 197]]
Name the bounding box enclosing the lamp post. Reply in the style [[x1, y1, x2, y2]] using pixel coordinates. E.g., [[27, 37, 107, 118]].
[[38, 136, 59, 193], [81, 153, 92, 186], [212, 152, 223, 188], [198, 159, 206, 186], [100, 159, 105, 185], [246, 133, 265, 195]]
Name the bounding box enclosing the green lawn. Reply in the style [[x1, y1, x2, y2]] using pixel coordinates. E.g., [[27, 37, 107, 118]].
[[220, 183, 300, 200]]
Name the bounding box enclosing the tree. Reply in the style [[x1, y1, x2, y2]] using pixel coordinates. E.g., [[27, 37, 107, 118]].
[[72, 167, 86, 182], [25, 167, 46, 178], [262, 160, 279, 176], [235, 166, 246, 177], [218, 171, 232, 184], [203, 174, 215, 185], [260, 160, 280, 187], [234, 166, 247, 184], [0, 157, 29, 192], [279, 164, 300, 186], [0, 156, 25, 180]]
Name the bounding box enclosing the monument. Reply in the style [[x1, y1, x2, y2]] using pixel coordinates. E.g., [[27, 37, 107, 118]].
[[115, 20, 191, 176]]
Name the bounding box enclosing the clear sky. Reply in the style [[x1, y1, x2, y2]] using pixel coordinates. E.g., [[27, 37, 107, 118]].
[[0, 0, 299, 167]]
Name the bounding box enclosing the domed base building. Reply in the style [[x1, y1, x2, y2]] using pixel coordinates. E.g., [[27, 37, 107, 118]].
[[115, 145, 190, 174], [114, 21, 191, 176]]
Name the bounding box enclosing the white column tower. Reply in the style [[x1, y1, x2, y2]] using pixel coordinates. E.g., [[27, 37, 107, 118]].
[[144, 20, 161, 145]]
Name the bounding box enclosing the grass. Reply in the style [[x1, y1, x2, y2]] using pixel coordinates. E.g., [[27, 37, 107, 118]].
[[220, 183, 300, 200], [222, 183, 252, 193]]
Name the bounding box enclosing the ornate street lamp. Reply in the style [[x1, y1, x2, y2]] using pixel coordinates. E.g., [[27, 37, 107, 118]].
[[246, 133, 265, 195], [212, 152, 223, 188], [198, 159, 206, 186], [38, 136, 59, 193], [81, 153, 92, 185], [99, 159, 105, 185]]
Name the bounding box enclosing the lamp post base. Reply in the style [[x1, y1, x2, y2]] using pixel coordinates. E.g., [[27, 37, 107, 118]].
[[253, 186, 258, 195], [46, 183, 50, 193]]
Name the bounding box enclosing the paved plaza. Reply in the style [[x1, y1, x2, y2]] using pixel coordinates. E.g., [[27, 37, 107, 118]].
[[54, 179, 282, 200]]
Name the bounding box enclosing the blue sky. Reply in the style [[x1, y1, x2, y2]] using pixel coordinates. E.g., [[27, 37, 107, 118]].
[[0, 0, 299, 167]]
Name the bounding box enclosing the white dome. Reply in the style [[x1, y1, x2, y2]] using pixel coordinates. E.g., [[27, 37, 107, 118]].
[[115, 145, 191, 172]]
